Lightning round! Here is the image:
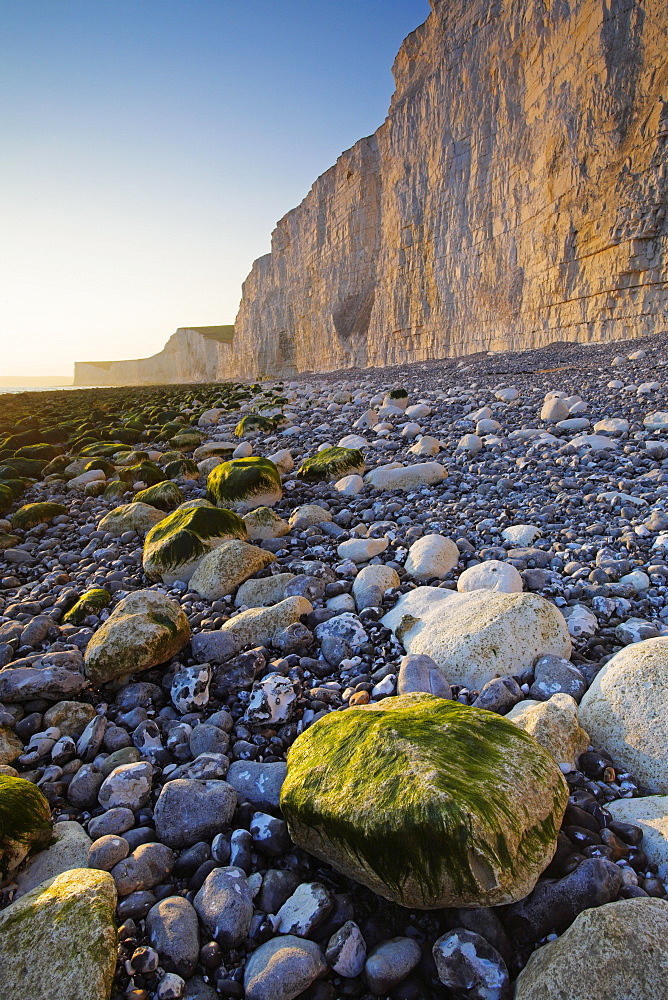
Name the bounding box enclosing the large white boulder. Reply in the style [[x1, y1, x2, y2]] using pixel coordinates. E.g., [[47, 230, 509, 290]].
[[382, 589, 571, 690], [579, 637, 668, 793]]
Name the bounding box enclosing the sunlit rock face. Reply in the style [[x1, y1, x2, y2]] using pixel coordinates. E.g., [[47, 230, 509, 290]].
[[232, 0, 668, 377], [74, 327, 234, 385]]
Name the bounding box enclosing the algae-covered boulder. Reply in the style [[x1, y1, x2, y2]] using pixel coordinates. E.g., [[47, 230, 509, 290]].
[[281, 693, 567, 909], [297, 447, 365, 483], [133, 480, 184, 511], [235, 413, 276, 436], [84, 590, 190, 684], [10, 502, 67, 530], [0, 775, 52, 881], [189, 540, 276, 599], [62, 588, 112, 625], [119, 460, 166, 486], [143, 505, 248, 584], [0, 483, 13, 514], [102, 480, 130, 500], [170, 430, 203, 450], [0, 868, 117, 1000], [207, 457, 282, 511], [98, 502, 167, 537], [164, 458, 199, 481]]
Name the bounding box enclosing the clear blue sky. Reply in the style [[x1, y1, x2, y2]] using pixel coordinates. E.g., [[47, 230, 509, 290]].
[[0, 0, 430, 376]]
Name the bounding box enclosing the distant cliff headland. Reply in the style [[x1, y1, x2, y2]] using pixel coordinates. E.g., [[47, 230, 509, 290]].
[[75, 0, 668, 386], [74, 326, 235, 386]]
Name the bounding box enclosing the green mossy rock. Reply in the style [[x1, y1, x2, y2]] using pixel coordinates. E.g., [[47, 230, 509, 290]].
[[0, 484, 14, 514], [235, 413, 275, 437], [133, 480, 184, 511], [206, 457, 282, 511], [14, 443, 61, 461], [143, 504, 247, 584], [42, 454, 74, 477], [0, 775, 52, 881], [63, 588, 112, 625], [281, 693, 568, 909], [97, 502, 167, 537], [170, 430, 203, 450], [119, 461, 166, 486], [103, 479, 130, 499], [80, 442, 131, 457], [296, 447, 365, 483], [164, 458, 199, 481], [0, 429, 42, 451], [84, 458, 116, 476], [116, 449, 150, 466], [11, 502, 67, 531], [84, 589, 190, 684], [0, 868, 117, 1000], [1, 478, 28, 498], [3, 457, 45, 478]]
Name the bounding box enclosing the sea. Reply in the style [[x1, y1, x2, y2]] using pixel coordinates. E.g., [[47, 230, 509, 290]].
[[0, 385, 93, 394]]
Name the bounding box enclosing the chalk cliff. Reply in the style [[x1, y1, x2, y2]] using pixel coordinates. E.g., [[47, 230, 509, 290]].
[[74, 327, 235, 386], [230, 0, 668, 377]]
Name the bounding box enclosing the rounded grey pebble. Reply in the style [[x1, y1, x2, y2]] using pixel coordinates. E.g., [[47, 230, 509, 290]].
[[88, 834, 129, 871]]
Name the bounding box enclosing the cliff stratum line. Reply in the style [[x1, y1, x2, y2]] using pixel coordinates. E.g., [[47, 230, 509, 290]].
[[75, 0, 668, 385]]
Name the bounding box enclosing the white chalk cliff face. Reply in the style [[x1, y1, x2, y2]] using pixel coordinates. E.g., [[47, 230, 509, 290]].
[[231, 0, 668, 378], [74, 328, 235, 386]]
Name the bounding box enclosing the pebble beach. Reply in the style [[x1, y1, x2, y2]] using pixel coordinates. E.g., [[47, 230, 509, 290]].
[[2, 333, 668, 1000]]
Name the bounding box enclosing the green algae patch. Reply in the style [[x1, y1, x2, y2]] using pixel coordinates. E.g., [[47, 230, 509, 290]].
[[119, 460, 166, 486], [296, 446, 365, 483], [206, 456, 282, 510], [235, 413, 276, 437], [281, 692, 568, 909], [164, 458, 199, 481], [84, 458, 116, 476], [0, 483, 15, 515], [103, 479, 130, 499], [133, 480, 184, 511], [63, 588, 112, 625], [0, 868, 117, 1000], [170, 430, 203, 450], [143, 504, 247, 584], [0, 775, 52, 880], [11, 502, 68, 531]]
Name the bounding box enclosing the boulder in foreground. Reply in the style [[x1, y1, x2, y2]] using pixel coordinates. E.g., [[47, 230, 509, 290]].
[[0, 868, 117, 1000], [514, 897, 668, 1000], [280, 693, 567, 908]]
